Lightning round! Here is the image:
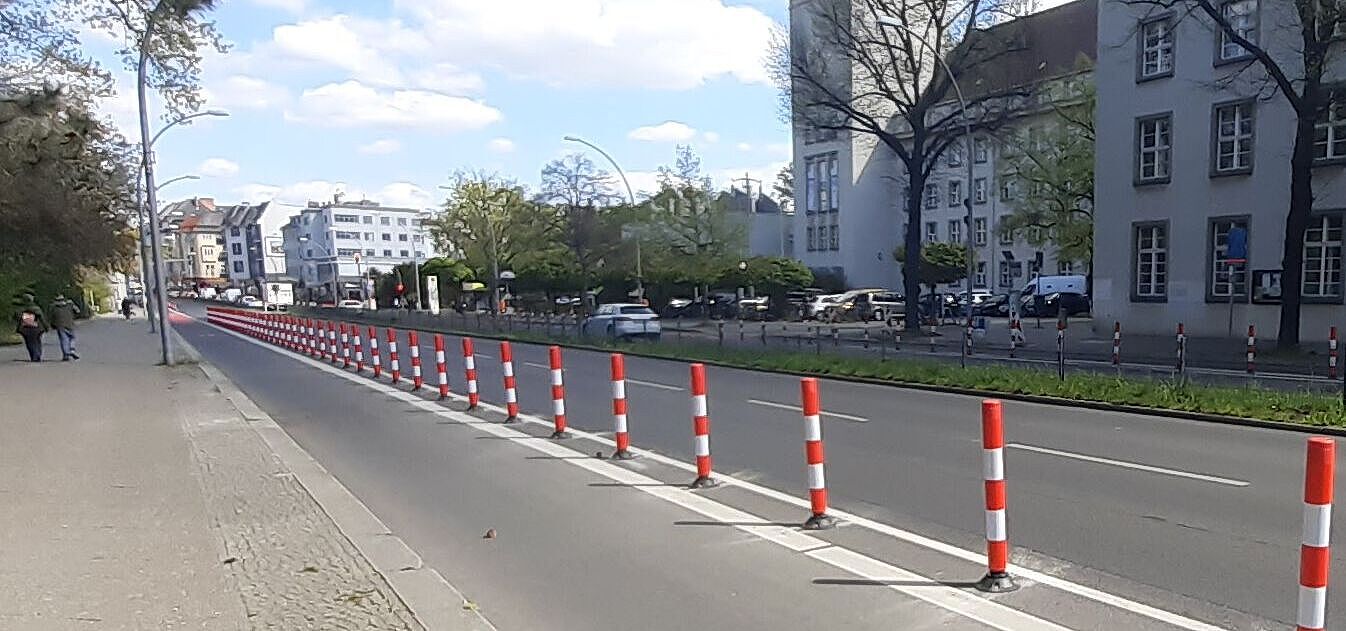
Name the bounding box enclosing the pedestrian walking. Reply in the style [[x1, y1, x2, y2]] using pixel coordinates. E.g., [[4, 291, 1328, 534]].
[[12, 294, 48, 362], [120, 297, 134, 320], [48, 293, 80, 361]]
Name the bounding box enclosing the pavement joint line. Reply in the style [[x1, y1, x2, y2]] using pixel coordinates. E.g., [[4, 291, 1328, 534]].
[[625, 378, 685, 391], [1006, 443, 1252, 488], [204, 312, 1082, 631], [187, 321, 498, 631], [746, 398, 869, 423], [204, 310, 1225, 631]]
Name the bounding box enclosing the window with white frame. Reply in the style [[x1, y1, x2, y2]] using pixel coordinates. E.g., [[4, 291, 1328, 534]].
[[1134, 223, 1168, 298], [1000, 177, 1018, 201], [333, 214, 359, 223], [397, 217, 408, 226], [1219, 0, 1257, 61], [828, 217, 839, 250], [948, 180, 963, 207], [973, 178, 987, 204], [999, 222, 1014, 245], [948, 219, 962, 243], [974, 137, 988, 163], [1303, 214, 1343, 298], [1057, 260, 1074, 274], [1139, 17, 1174, 78], [1137, 115, 1172, 182], [924, 183, 940, 209], [1214, 101, 1254, 173], [383, 249, 392, 257], [946, 145, 963, 167], [975, 262, 987, 288], [1209, 218, 1249, 297], [362, 216, 373, 224], [974, 218, 988, 246], [335, 231, 360, 240], [925, 222, 938, 243], [1315, 95, 1346, 161]]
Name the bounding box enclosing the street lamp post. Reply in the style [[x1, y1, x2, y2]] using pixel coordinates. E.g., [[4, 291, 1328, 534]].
[[876, 16, 976, 368], [563, 135, 644, 301]]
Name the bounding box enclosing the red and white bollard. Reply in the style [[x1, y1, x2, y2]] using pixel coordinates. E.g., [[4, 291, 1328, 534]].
[[368, 326, 382, 378], [328, 322, 339, 364], [800, 378, 835, 530], [462, 338, 479, 410], [689, 363, 716, 488], [1330, 327, 1339, 381], [353, 326, 364, 372], [340, 323, 351, 369], [1112, 322, 1121, 366], [434, 334, 450, 400], [548, 346, 570, 439], [1246, 324, 1256, 375], [307, 319, 319, 357], [610, 354, 633, 460], [1298, 436, 1335, 631], [501, 341, 519, 422], [387, 328, 401, 384], [978, 400, 1017, 592], [408, 331, 423, 390]]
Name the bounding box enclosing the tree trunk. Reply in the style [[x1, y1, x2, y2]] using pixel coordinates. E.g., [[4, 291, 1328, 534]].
[[903, 155, 926, 332], [1276, 112, 1318, 350]]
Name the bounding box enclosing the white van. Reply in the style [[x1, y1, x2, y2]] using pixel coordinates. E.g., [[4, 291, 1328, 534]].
[[1020, 275, 1087, 299]]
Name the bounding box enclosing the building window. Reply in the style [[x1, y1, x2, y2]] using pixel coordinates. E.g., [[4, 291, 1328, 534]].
[[415, 251, 425, 259], [924, 183, 940, 209], [380, 217, 391, 226], [975, 262, 987, 288], [1213, 101, 1254, 174], [1057, 260, 1074, 274], [381, 233, 392, 241], [803, 126, 839, 144], [1209, 218, 1250, 298], [413, 235, 424, 243], [974, 218, 988, 246], [335, 231, 360, 240], [362, 216, 373, 224], [231, 243, 242, 255], [365, 249, 375, 256], [1303, 214, 1343, 299], [925, 222, 938, 243], [807, 226, 816, 251], [999, 177, 1017, 201], [1219, 0, 1257, 61], [948, 180, 963, 207], [946, 145, 963, 167], [973, 178, 987, 204], [382, 249, 393, 257], [804, 154, 839, 214], [306, 249, 313, 258], [999, 223, 1014, 245], [233, 261, 243, 273], [1134, 223, 1168, 299], [334, 214, 359, 223], [1138, 17, 1174, 79], [1136, 114, 1173, 183], [400, 249, 410, 258], [230, 226, 241, 237], [337, 248, 361, 256], [829, 222, 840, 250], [948, 219, 962, 243], [398, 234, 408, 242], [974, 137, 988, 163], [363, 232, 374, 240], [394, 217, 405, 226], [1315, 95, 1346, 161]]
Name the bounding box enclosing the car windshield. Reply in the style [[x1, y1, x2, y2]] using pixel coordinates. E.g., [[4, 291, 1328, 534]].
[[619, 306, 654, 315]]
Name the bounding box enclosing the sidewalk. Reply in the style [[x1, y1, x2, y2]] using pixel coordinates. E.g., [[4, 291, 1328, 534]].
[[0, 316, 420, 629]]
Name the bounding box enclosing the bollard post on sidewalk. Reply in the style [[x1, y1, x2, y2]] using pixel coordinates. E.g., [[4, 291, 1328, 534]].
[[1298, 436, 1335, 631], [501, 341, 519, 422], [1246, 324, 1256, 375], [689, 363, 717, 489], [340, 323, 351, 369], [328, 322, 339, 364], [548, 346, 570, 439], [738, 319, 744, 342], [800, 378, 836, 530], [1330, 327, 1339, 381], [462, 337, 480, 410], [368, 326, 382, 378], [978, 400, 1018, 593], [832, 327, 839, 348], [1176, 322, 1187, 377], [408, 331, 424, 391], [863, 327, 870, 350], [1056, 320, 1066, 381], [387, 328, 401, 384], [1112, 322, 1121, 367], [761, 322, 767, 345], [611, 353, 633, 460], [434, 334, 450, 399], [717, 321, 725, 347], [353, 325, 365, 372]]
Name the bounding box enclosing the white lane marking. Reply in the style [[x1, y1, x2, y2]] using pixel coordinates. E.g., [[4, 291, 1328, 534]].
[[524, 361, 550, 369], [476, 353, 494, 360], [627, 378, 684, 391], [204, 313, 1075, 631], [203, 312, 1225, 631], [747, 398, 869, 423], [1007, 443, 1250, 488]]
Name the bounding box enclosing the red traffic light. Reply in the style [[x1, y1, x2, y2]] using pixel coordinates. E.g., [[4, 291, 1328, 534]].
[[396, 283, 405, 294]]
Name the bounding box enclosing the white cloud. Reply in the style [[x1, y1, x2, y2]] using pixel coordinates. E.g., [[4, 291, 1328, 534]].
[[702, 131, 721, 143], [736, 142, 754, 152], [712, 161, 790, 192], [250, 0, 309, 13], [233, 180, 435, 210], [234, 183, 283, 204], [407, 63, 485, 95], [202, 75, 289, 110], [199, 158, 240, 178], [628, 121, 697, 143], [270, 15, 422, 86], [286, 81, 503, 130], [487, 138, 517, 154], [621, 171, 665, 199], [375, 182, 435, 209], [358, 139, 403, 155]]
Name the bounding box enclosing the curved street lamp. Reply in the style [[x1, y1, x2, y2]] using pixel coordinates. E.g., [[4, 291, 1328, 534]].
[[562, 135, 643, 300], [155, 174, 200, 192]]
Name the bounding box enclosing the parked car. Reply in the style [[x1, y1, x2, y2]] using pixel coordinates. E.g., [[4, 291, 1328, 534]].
[[582, 303, 662, 340], [823, 289, 886, 323], [338, 299, 364, 310], [803, 294, 843, 320], [1019, 291, 1091, 317], [737, 296, 772, 321], [785, 289, 825, 319], [973, 294, 1011, 316], [955, 290, 994, 307], [239, 296, 263, 308], [706, 292, 740, 320], [662, 297, 701, 319], [863, 291, 905, 324]]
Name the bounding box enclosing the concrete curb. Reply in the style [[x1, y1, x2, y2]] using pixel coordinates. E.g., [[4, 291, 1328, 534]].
[[175, 332, 496, 631], [303, 309, 1346, 439]]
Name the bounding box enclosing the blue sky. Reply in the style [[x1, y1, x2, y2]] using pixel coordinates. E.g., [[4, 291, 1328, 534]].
[[88, 0, 793, 210]]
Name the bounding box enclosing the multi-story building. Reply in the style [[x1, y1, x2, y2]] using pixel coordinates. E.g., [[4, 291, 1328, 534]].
[[1093, 0, 1346, 336], [161, 197, 228, 287], [222, 201, 292, 289], [789, 0, 1097, 292], [281, 199, 439, 301], [723, 187, 794, 259]]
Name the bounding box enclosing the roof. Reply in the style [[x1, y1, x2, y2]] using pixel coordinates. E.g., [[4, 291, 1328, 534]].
[[954, 0, 1096, 99]]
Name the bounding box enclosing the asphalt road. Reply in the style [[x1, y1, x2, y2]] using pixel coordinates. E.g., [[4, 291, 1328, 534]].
[[178, 303, 1340, 629]]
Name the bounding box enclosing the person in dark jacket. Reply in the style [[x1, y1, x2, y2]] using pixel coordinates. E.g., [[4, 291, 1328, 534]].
[[48, 293, 80, 360], [13, 294, 47, 362]]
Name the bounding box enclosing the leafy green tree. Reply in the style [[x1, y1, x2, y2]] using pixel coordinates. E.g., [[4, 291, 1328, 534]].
[[772, 165, 794, 216], [718, 257, 814, 298], [895, 243, 971, 316], [640, 146, 745, 294], [427, 173, 546, 295], [998, 73, 1094, 271], [418, 257, 475, 308], [0, 0, 110, 99], [538, 154, 627, 310]]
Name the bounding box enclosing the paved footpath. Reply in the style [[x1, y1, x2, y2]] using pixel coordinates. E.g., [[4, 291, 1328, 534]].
[[0, 315, 444, 629]]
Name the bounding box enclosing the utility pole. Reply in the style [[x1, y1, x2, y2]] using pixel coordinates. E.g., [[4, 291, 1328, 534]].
[[732, 173, 764, 256]]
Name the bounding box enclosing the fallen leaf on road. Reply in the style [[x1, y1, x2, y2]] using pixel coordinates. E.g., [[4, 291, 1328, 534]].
[[483, 528, 496, 539]]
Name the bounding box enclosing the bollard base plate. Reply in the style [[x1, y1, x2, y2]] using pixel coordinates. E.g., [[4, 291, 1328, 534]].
[[688, 476, 719, 489], [503, 416, 520, 424], [802, 514, 837, 530], [549, 430, 572, 440], [976, 572, 1018, 593], [611, 449, 635, 460]]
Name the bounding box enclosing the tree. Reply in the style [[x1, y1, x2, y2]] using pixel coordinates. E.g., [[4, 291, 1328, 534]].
[[1118, 0, 1342, 349], [719, 257, 815, 298], [417, 257, 475, 308], [775, 0, 1033, 329], [998, 72, 1094, 271], [0, 0, 111, 99], [895, 242, 971, 317], [641, 146, 746, 293], [427, 173, 544, 297], [772, 165, 794, 216], [538, 154, 627, 310]]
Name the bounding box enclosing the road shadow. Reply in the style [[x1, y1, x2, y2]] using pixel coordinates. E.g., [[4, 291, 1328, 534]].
[[812, 578, 981, 589], [674, 520, 803, 528]]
